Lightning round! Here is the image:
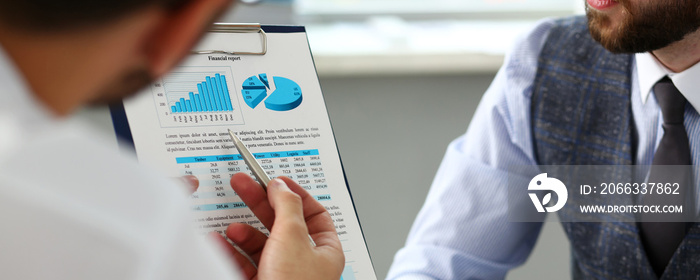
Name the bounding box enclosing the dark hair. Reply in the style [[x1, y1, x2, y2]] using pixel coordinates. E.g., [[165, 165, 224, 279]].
[[0, 0, 190, 32]]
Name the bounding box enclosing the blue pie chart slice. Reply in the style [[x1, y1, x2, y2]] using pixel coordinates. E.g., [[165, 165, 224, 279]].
[[242, 76, 266, 90], [242, 89, 267, 108], [265, 77, 303, 111], [258, 73, 270, 88], [240, 73, 302, 111]]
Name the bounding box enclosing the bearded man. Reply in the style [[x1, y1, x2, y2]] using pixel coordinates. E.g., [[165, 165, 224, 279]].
[[387, 0, 700, 279]]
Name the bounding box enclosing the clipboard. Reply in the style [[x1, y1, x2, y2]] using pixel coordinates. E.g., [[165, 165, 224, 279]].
[[192, 23, 267, 55], [109, 24, 377, 280]]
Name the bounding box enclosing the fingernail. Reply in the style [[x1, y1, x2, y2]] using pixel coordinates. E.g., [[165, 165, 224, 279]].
[[268, 178, 287, 191], [185, 175, 199, 186], [207, 231, 223, 238], [178, 175, 199, 188]]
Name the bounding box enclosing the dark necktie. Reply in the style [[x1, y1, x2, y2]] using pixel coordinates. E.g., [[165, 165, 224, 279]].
[[639, 77, 692, 277]]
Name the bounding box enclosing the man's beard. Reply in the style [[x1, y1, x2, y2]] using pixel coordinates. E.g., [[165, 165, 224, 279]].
[[89, 64, 154, 106], [587, 0, 700, 53]]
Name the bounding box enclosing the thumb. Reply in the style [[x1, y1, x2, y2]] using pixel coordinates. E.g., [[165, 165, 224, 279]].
[[267, 179, 308, 240]]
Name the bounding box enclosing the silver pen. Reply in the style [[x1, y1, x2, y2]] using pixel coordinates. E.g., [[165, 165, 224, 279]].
[[227, 129, 317, 247], [228, 129, 270, 191]]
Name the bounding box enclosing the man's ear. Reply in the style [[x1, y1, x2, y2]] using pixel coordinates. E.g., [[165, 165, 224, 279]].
[[145, 0, 232, 78]]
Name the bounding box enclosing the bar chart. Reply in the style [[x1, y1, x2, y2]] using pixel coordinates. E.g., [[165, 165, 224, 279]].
[[170, 74, 233, 114], [150, 67, 244, 127]]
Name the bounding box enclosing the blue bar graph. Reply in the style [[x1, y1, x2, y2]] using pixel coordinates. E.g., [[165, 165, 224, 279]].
[[206, 76, 218, 111], [170, 74, 234, 113], [220, 75, 233, 111], [189, 92, 198, 112]]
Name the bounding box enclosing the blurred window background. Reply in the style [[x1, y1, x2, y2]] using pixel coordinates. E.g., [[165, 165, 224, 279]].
[[296, 0, 577, 22], [224, 0, 583, 75]]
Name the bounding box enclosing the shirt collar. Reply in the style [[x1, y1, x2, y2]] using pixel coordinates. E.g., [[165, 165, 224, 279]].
[[636, 52, 700, 110], [0, 44, 55, 158]]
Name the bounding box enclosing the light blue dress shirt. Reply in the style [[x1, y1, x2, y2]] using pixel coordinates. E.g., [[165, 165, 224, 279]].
[[386, 17, 700, 280]]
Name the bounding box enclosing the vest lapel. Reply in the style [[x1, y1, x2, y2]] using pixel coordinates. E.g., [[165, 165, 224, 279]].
[[532, 16, 655, 279]]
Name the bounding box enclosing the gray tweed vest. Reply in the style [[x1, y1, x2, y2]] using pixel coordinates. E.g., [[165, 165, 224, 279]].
[[532, 16, 700, 279]]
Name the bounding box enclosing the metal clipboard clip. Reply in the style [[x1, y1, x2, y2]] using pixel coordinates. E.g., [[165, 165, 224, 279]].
[[192, 23, 267, 55]]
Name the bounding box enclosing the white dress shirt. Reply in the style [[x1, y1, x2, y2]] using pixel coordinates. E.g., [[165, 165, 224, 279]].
[[387, 18, 700, 279], [0, 47, 242, 279]]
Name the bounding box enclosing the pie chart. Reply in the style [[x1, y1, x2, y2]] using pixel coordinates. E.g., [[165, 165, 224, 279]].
[[241, 73, 302, 111]]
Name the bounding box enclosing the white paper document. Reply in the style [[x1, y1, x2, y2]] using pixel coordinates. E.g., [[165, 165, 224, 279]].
[[114, 25, 376, 280]]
